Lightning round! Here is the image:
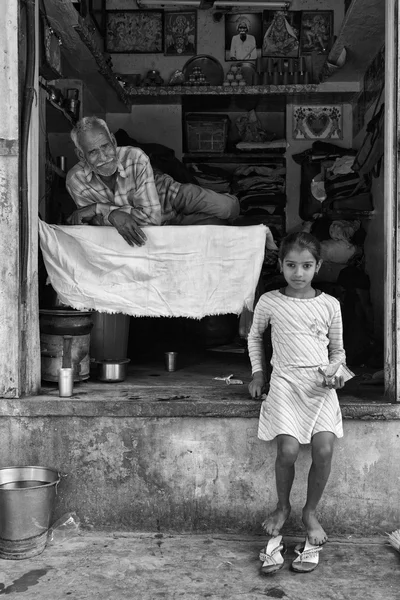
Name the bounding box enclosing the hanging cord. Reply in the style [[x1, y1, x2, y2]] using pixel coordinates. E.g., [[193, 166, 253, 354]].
[[20, 0, 36, 299]]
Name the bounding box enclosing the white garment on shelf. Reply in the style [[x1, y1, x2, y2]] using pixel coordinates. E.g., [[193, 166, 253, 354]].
[[39, 221, 267, 319]]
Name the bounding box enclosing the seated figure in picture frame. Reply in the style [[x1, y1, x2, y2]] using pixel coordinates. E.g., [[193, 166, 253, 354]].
[[230, 18, 257, 61], [262, 11, 299, 57]]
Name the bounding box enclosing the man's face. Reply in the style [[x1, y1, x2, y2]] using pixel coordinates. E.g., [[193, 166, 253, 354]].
[[238, 25, 248, 40], [78, 126, 118, 178]]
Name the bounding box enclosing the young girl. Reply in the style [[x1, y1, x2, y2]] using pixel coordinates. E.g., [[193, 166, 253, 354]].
[[248, 232, 349, 575]]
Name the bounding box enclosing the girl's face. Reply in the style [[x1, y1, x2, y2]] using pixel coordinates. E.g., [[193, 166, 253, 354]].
[[279, 247, 322, 293]]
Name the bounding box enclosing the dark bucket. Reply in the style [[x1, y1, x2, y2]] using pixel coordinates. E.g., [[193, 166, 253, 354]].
[[0, 466, 60, 560]]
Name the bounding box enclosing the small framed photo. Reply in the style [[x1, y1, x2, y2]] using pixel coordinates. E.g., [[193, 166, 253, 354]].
[[225, 13, 262, 62], [300, 11, 333, 55], [262, 10, 301, 58], [105, 10, 164, 54], [164, 11, 197, 56]]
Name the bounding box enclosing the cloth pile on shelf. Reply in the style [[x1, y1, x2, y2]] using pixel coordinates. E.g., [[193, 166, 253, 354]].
[[231, 162, 286, 216], [188, 163, 232, 193], [293, 141, 373, 220]]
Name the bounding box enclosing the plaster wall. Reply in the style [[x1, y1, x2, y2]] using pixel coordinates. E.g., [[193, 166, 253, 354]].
[[1, 415, 397, 535]]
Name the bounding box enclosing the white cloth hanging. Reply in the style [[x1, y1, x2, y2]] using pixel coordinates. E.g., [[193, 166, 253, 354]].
[[38, 221, 267, 319]]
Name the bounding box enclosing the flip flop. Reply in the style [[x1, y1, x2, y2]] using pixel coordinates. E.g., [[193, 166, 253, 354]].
[[291, 538, 322, 573], [259, 535, 286, 575]]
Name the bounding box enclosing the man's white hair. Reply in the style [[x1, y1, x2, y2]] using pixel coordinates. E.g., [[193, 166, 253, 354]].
[[70, 116, 112, 151]]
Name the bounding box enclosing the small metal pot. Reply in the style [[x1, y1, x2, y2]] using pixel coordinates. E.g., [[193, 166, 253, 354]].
[[96, 359, 130, 383]]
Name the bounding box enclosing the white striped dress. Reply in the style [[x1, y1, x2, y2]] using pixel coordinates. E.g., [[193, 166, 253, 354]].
[[248, 290, 345, 444]]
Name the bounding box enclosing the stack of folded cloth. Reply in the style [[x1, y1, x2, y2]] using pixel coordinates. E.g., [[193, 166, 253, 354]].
[[232, 164, 286, 215], [188, 164, 232, 193]]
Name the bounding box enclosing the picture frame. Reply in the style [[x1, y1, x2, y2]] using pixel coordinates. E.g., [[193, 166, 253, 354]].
[[105, 10, 164, 54], [164, 11, 197, 56], [300, 11, 333, 55], [292, 105, 343, 140], [224, 13, 262, 62], [262, 10, 301, 58]]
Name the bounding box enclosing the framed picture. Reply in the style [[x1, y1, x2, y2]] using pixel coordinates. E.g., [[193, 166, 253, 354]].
[[105, 10, 164, 54], [262, 10, 301, 58], [300, 11, 333, 55], [225, 13, 262, 62], [292, 105, 343, 140], [164, 11, 196, 56]]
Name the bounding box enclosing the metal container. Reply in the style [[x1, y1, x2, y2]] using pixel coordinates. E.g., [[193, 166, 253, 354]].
[[96, 358, 130, 382], [39, 309, 93, 382], [0, 466, 60, 560], [164, 352, 178, 372], [58, 367, 74, 397]]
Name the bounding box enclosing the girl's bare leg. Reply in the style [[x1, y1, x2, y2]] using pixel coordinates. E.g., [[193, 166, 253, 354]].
[[263, 434, 299, 537], [302, 431, 335, 545]]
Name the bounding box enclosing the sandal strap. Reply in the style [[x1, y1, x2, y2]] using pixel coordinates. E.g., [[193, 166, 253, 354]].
[[293, 543, 322, 564], [259, 544, 284, 563]]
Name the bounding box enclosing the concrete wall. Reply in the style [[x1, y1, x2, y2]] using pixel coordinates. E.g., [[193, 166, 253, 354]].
[[1, 415, 398, 536]]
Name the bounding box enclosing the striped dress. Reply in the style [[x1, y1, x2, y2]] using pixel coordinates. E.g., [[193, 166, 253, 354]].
[[248, 290, 345, 444]]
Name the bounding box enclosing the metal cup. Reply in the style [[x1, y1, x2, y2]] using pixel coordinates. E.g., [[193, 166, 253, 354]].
[[164, 352, 178, 372], [58, 367, 74, 397]]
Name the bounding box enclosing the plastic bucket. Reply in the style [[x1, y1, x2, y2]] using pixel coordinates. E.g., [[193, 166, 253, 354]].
[[0, 466, 60, 560]]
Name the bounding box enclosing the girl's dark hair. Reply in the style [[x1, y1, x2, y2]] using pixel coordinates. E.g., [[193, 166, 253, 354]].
[[279, 232, 322, 263]]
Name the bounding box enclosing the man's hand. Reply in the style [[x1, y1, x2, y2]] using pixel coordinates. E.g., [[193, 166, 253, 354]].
[[248, 371, 265, 399], [67, 205, 97, 225], [108, 210, 147, 247]]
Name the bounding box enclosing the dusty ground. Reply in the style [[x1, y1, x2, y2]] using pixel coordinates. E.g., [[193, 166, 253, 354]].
[[0, 531, 398, 599]]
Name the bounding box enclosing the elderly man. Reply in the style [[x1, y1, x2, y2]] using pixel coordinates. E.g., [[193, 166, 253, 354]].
[[66, 117, 239, 246], [229, 20, 257, 61]]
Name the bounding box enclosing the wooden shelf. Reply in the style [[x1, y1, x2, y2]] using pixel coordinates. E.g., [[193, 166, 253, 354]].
[[183, 152, 286, 164], [126, 82, 359, 99]]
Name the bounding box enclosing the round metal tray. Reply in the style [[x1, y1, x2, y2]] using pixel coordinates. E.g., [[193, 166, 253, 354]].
[[182, 55, 224, 86]]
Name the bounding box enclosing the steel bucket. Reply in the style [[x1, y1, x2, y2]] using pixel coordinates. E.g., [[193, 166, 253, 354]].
[[0, 466, 60, 559]]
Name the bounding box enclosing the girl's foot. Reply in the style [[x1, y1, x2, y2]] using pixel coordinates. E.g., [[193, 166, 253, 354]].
[[262, 505, 291, 537], [302, 509, 328, 545]]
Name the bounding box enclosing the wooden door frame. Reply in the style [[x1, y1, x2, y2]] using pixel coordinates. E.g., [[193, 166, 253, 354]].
[[384, 0, 398, 400]]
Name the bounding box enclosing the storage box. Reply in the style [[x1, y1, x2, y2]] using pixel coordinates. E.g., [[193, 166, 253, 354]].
[[185, 114, 229, 154]]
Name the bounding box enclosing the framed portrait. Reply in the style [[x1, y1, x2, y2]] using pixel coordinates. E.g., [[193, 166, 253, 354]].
[[262, 10, 301, 58], [300, 11, 333, 55], [164, 11, 196, 56], [225, 13, 262, 62], [105, 10, 164, 54]]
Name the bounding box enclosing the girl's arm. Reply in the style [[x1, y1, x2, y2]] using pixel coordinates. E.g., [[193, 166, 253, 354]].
[[247, 297, 271, 397], [327, 304, 346, 366]]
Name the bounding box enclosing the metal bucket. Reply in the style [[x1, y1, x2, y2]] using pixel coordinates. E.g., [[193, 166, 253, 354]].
[[0, 466, 60, 560]]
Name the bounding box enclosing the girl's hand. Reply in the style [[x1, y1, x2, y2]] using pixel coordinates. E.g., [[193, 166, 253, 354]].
[[248, 372, 265, 399], [325, 375, 345, 389]]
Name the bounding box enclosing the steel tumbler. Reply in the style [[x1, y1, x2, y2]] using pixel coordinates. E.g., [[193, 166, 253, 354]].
[[58, 367, 74, 397], [164, 352, 178, 372]]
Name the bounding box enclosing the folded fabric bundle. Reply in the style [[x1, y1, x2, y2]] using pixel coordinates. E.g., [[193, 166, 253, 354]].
[[39, 221, 267, 319]]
